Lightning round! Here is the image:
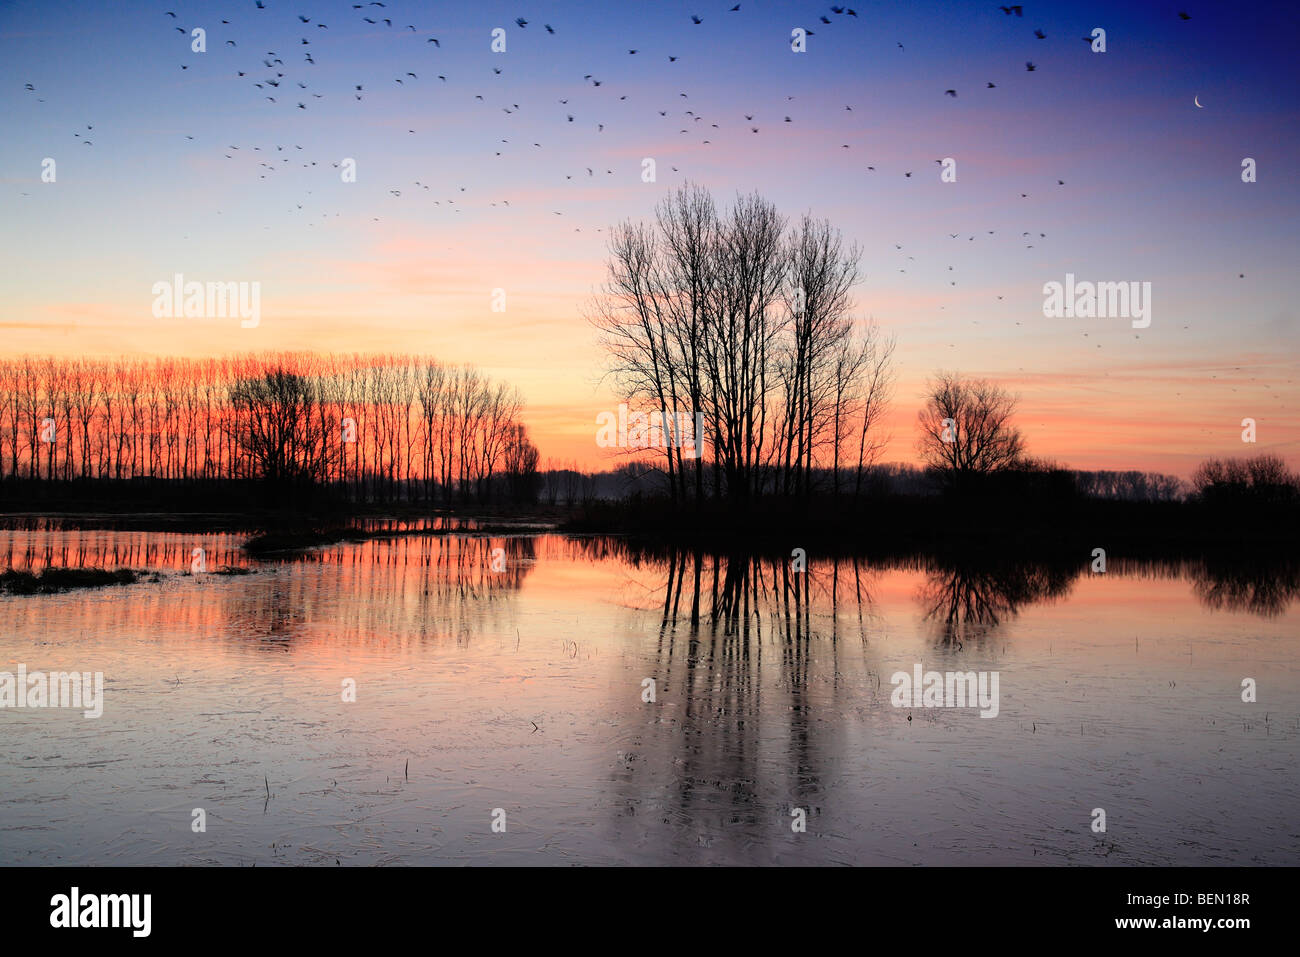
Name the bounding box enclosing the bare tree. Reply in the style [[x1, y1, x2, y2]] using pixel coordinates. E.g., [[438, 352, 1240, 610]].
[[590, 185, 894, 507], [916, 372, 1025, 484], [853, 322, 897, 496]]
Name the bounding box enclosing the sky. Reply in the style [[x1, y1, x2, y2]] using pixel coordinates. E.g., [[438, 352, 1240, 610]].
[[2, 0, 1297, 476]]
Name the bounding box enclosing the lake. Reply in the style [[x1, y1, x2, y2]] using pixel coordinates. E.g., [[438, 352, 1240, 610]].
[[1, 526, 1296, 865]]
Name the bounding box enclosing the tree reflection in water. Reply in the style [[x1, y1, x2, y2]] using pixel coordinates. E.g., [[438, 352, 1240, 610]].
[[916, 560, 1079, 647]]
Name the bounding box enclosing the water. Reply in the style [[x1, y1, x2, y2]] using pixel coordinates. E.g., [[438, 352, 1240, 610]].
[[0, 527, 1296, 865]]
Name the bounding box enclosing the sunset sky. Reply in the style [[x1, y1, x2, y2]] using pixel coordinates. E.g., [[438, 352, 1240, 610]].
[[2, 0, 1297, 476]]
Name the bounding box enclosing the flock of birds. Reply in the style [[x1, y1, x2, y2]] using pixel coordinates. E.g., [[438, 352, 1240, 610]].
[[18, 3, 1237, 351]]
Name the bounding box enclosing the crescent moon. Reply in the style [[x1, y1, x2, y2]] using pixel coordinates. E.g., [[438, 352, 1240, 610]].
[[1194, 95, 1202, 108]]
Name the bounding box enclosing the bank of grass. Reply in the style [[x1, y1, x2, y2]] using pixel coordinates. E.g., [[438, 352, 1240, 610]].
[[0, 567, 140, 595], [241, 517, 558, 555]]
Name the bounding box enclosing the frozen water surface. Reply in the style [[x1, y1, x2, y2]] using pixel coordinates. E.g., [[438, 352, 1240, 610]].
[[1, 528, 1296, 865]]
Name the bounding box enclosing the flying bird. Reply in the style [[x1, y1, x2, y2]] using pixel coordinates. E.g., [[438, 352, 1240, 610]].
[[1034, 28, 1046, 39], [1025, 61, 1036, 71], [691, 15, 702, 24]]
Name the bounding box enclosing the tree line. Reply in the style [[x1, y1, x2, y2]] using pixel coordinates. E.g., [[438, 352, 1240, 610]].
[[0, 353, 539, 504]]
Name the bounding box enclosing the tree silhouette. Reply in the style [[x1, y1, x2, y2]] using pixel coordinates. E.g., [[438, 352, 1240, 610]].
[[916, 372, 1025, 486]]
